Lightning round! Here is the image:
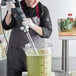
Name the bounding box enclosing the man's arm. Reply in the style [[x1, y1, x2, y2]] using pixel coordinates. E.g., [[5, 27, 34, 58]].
[[22, 18, 43, 36], [2, 2, 16, 30], [2, 12, 16, 30], [22, 6, 52, 38], [39, 6, 52, 38]]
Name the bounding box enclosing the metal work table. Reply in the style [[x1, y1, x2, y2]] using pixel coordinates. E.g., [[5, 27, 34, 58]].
[[54, 33, 76, 76], [54, 40, 69, 76]]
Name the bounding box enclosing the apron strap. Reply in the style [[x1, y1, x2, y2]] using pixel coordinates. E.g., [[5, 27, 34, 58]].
[[22, 0, 25, 9], [36, 5, 39, 19]]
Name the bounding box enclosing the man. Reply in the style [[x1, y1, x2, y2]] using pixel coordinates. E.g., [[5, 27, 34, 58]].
[[2, 0, 52, 76]]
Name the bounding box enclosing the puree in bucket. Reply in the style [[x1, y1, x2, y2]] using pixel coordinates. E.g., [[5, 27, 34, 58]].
[[26, 50, 51, 76]]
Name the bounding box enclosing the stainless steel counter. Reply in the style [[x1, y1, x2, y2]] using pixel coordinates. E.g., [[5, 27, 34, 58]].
[[0, 59, 6, 76]]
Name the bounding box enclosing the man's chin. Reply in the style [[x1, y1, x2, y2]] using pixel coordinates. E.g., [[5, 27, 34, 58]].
[[28, 4, 36, 8], [30, 2, 39, 8], [30, 5, 36, 8]]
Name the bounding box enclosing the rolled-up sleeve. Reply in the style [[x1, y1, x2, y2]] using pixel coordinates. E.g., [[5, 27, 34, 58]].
[[2, 12, 16, 30], [40, 7, 52, 38]]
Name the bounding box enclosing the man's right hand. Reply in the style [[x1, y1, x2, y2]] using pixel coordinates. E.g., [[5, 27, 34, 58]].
[[5, 1, 15, 25]]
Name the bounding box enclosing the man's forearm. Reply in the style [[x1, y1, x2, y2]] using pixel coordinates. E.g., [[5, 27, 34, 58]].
[[5, 12, 12, 25], [30, 24, 43, 36]]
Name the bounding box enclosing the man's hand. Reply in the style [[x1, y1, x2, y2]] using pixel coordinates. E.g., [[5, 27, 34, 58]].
[[5, 2, 15, 25], [7, 1, 15, 9], [22, 18, 43, 36], [7, 1, 15, 13]]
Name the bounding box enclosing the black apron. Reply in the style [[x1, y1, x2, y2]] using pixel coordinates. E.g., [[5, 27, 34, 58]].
[[7, 7, 45, 72]]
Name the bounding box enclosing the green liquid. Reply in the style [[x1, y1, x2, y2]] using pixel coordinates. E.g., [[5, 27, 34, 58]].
[[26, 55, 51, 76]]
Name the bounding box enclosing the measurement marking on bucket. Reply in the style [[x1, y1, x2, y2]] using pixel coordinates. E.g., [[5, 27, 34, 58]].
[[40, 64, 44, 66], [40, 57, 48, 60], [44, 68, 47, 69], [40, 57, 43, 59], [39, 55, 51, 76], [41, 72, 44, 73]]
